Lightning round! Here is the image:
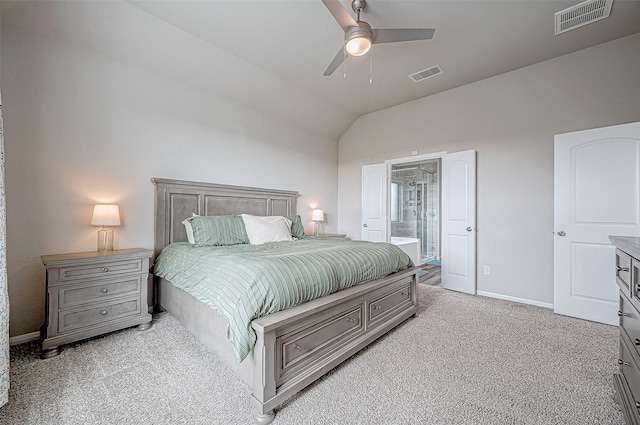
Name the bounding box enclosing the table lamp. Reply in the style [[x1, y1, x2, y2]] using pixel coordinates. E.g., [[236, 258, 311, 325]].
[[312, 209, 324, 236], [91, 204, 120, 251]]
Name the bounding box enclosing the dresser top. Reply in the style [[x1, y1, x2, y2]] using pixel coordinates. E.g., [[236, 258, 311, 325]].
[[41, 248, 152, 266], [610, 236, 640, 258]]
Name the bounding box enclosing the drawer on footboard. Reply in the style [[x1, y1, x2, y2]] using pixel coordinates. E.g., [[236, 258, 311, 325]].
[[368, 277, 414, 328], [275, 303, 364, 386]]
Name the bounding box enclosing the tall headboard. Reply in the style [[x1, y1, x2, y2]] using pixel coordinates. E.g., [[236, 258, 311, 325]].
[[151, 178, 298, 259]]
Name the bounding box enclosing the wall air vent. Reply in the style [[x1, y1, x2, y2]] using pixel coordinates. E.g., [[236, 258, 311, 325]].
[[408, 65, 444, 83], [555, 0, 613, 35]]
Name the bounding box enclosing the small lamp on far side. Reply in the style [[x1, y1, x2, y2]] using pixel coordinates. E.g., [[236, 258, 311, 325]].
[[311, 209, 325, 236], [91, 204, 120, 251]]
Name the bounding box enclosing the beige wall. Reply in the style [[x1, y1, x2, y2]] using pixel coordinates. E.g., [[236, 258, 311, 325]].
[[2, 27, 339, 337], [338, 34, 640, 306]]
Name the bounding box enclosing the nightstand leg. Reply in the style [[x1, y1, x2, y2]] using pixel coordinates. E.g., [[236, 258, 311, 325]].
[[41, 347, 61, 359], [137, 322, 152, 331]]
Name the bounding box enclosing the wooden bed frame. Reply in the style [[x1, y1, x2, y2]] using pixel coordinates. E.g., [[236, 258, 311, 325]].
[[151, 178, 419, 424]]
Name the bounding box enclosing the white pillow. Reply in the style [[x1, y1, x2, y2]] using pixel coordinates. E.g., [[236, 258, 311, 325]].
[[182, 213, 199, 244], [241, 214, 293, 245]]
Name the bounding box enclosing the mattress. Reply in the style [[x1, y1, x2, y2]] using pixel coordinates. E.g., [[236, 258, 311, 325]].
[[153, 238, 413, 361]]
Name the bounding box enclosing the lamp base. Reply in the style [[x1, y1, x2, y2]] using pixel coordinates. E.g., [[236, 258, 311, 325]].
[[97, 227, 114, 251], [314, 222, 320, 236]]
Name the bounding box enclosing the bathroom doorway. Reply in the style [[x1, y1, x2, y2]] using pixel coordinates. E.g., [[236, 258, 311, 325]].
[[390, 160, 440, 265]]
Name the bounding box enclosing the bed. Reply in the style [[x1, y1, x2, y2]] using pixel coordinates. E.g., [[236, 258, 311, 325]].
[[151, 178, 419, 424]]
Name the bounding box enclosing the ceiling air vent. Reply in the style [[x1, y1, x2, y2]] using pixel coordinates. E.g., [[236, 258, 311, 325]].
[[555, 0, 613, 35], [409, 65, 443, 83]]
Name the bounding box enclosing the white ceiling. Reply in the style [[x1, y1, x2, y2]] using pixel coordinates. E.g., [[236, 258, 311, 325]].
[[131, 0, 640, 117], [3, 1, 640, 139]]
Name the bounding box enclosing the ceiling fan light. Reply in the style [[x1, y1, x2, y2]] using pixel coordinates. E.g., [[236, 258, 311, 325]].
[[345, 36, 371, 56], [344, 21, 373, 56]]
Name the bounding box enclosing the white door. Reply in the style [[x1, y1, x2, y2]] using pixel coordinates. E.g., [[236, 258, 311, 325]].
[[554, 122, 640, 325], [441, 150, 476, 294], [361, 163, 387, 242]]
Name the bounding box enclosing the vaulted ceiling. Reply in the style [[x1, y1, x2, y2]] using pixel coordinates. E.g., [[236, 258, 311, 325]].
[[3, 1, 640, 139], [131, 0, 640, 115]]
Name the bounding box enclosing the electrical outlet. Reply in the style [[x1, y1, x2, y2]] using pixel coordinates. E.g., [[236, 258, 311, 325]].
[[411, 150, 418, 156], [483, 265, 491, 275]]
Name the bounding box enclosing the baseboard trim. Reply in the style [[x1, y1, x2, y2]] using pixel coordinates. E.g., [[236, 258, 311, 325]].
[[9, 331, 40, 346], [477, 291, 553, 309]]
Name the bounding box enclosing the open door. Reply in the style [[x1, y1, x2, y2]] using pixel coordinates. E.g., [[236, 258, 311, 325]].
[[361, 151, 476, 294], [441, 150, 476, 294], [361, 163, 387, 242]]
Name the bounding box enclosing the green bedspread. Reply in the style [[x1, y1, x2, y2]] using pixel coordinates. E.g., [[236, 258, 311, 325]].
[[153, 238, 413, 362]]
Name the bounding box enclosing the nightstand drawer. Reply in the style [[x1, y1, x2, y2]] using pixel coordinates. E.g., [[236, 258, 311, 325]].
[[58, 259, 144, 283], [58, 297, 141, 333], [58, 275, 143, 309]]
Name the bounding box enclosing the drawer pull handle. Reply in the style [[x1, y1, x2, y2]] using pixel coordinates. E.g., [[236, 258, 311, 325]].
[[294, 344, 303, 352], [347, 317, 355, 323], [636, 401, 640, 409], [100, 310, 108, 316], [100, 288, 108, 293], [619, 359, 629, 366], [102, 267, 109, 272], [374, 305, 381, 310], [635, 339, 640, 346], [617, 266, 630, 272], [619, 311, 629, 317], [402, 291, 408, 296]]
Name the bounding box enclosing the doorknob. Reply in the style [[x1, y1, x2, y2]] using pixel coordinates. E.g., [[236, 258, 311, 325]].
[[466, 227, 472, 232], [557, 231, 566, 236], [363, 223, 368, 227]]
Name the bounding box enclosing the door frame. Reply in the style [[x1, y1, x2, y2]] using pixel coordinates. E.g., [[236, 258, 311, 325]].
[[385, 150, 476, 294], [386, 151, 447, 243]]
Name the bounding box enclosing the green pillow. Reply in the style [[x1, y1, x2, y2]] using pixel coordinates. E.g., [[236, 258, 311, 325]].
[[286, 215, 305, 239], [187, 215, 249, 247]]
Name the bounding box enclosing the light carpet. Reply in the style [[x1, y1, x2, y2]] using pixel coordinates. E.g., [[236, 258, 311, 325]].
[[0, 285, 624, 424]]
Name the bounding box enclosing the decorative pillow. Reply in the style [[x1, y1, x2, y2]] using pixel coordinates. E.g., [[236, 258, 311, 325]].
[[286, 215, 305, 239], [241, 214, 293, 245], [182, 213, 199, 244], [187, 215, 249, 247]]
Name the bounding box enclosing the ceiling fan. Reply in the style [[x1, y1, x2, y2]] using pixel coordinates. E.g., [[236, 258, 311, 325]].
[[322, 0, 435, 76]]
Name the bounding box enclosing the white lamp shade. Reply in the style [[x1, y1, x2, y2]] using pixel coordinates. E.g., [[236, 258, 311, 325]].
[[311, 209, 325, 222], [91, 204, 121, 226], [345, 37, 371, 56]]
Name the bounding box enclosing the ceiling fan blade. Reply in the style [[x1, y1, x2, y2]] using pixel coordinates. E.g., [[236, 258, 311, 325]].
[[322, 0, 358, 30], [323, 47, 346, 76], [372, 28, 435, 44]]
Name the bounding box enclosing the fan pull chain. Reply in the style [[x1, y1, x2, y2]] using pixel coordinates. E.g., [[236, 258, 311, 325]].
[[343, 48, 348, 79]]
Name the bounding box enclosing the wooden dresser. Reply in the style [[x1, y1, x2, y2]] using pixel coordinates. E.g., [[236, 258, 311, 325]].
[[611, 236, 640, 425], [40, 248, 153, 358]]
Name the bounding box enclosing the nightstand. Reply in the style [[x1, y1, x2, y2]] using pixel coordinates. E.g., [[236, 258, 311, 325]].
[[40, 248, 153, 358], [313, 233, 347, 239]]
